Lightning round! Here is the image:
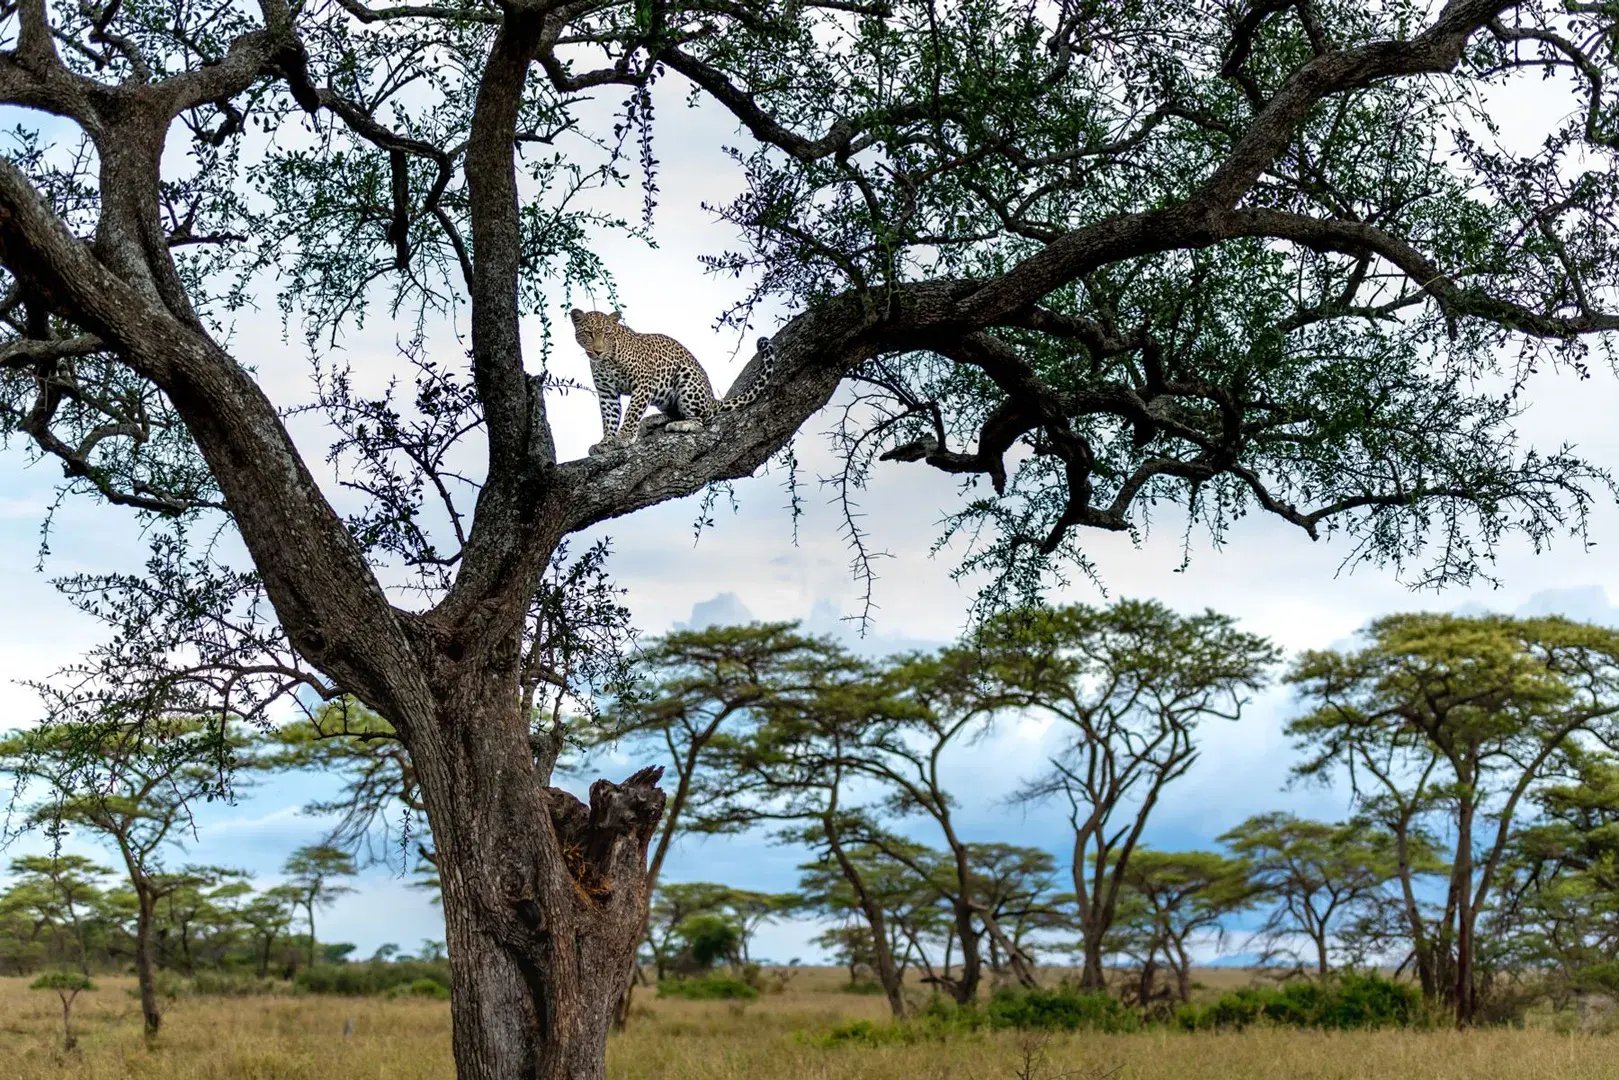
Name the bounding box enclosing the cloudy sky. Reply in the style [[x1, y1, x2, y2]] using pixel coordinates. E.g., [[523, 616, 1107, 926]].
[[3, 40, 1619, 965]]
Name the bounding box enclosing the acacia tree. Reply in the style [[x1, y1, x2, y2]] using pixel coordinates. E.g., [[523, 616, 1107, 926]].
[[1111, 849, 1253, 1006], [712, 668, 928, 1018], [6, 1, 1619, 1075], [1220, 812, 1418, 976], [0, 722, 258, 1035], [845, 649, 1046, 1002], [155, 866, 251, 974], [1289, 614, 1619, 1025], [795, 835, 944, 1011], [240, 884, 303, 978], [1, 855, 109, 976], [970, 842, 1067, 980], [587, 623, 854, 895], [282, 843, 358, 971], [1488, 749, 1619, 1008], [979, 600, 1276, 990], [576, 622, 854, 1022]]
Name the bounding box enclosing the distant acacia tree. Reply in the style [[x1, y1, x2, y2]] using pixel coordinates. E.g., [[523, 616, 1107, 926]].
[[282, 844, 359, 971], [582, 622, 853, 1020], [1, 855, 110, 976], [842, 649, 1046, 1002], [1221, 812, 1427, 976], [707, 652, 925, 1017], [587, 623, 854, 894], [1111, 849, 1253, 1006], [642, 882, 792, 977], [794, 830, 956, 1014], [0, 720, 265, 1035], [240, 885, 303, 979], [1289, 614, 1619, 1025], [7, 0, 1619, 1073], [976, 600, 1276, 991], [1492, 749, 1619, 1008]]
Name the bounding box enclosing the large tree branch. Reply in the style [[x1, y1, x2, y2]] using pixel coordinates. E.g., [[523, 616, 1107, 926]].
[[434, 14, 562, 642], [1222, 209, 1619, 336], [957, 0, 1511, 324]]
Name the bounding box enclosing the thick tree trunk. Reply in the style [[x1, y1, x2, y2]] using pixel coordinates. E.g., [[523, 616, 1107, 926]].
[[399, 652, 664, 1080], [134, 890, 161, 1036]]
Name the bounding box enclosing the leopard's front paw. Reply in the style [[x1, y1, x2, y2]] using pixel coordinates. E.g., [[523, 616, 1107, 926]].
[[588, 439, 624, 456]]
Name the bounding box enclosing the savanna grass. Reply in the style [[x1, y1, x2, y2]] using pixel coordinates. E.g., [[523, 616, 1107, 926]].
[[1, 971, 1615, 1079]]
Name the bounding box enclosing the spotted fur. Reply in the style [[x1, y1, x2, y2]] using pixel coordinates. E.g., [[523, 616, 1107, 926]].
[[570, 308, 774, 454]]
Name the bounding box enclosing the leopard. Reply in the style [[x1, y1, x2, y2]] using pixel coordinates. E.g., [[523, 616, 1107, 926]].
[[570, 308, 775, 455]]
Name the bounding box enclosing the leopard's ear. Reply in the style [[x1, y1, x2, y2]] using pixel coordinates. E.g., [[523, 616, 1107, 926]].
[[609, 310, 622, 323], [569, 308, 585, 324]]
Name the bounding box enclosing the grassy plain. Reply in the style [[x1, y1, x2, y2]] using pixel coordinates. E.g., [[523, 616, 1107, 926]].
[[1, 969, 1615, 1079]]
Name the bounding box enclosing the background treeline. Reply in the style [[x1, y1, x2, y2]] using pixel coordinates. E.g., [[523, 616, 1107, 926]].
[[4, 601, 1619, 1038], [590, 604, 1619, 1030]]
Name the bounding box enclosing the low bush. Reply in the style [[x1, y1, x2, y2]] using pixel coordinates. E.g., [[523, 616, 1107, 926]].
[[1178, 973, 1420, 1031], [655, 976, 759, 1001], [839, 980, 886, 995], [388, 977, 451, 1000], [985, 986, 1141, 1033], [187, 971, 291, 997], [295, 959, 451, 997]]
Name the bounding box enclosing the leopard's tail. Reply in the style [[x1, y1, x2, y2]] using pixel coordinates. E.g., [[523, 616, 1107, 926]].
[[718, 336, 775, 411]]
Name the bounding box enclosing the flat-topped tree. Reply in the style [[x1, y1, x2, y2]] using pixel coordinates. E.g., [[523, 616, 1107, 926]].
[[31, 970, 94, 1051], [282, 844, 359, 972], [1287, 614, 1619, 1026], [0, 720, 265, 1036], [4, 1, 1619, 1075]]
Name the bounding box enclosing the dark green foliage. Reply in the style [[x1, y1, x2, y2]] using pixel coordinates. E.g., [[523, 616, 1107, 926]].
[[171, 972, 289, 998], [805, 1019, 924, 1048], [677, 913, 743, 971], [654, 976, 759, 1001], [839, 980, 885, 996], [396, 977, 452, 1001], [1177, 974, 1421, 1032], [983, 986, 1142, 1034], [294, 959, 452, 997], [30, 970, 95, 993], [811, 986, 1140, 1046]]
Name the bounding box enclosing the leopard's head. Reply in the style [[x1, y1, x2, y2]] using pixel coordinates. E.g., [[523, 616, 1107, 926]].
[[569, 309, 623, 359]]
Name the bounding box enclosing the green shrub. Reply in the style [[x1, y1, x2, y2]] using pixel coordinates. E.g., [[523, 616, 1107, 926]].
[[840, 979, 885, 995], [389, 977, 451, 1000], [1178, 974, 1420, 1031], [1318, 972, 1421, 1028], [917, 993, 987, 1032], [188, 971, 290, 997], [295, 959, 451, 997], [655, 976, 759, 1001], [985, 986, 1139, 1033]]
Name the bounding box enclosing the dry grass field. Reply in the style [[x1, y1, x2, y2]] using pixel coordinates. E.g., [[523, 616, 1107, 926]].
[[1, 970, 1615, 1080]]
